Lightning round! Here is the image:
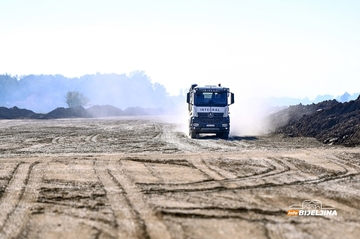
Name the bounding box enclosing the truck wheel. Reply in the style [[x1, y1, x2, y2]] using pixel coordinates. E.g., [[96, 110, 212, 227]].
[[190, 130, 197, 139], [220, 132, 229, 139]]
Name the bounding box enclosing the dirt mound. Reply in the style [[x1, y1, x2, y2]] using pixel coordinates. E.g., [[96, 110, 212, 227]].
[[0, 105, 164, 119], [87, 105, 124, 117], [123, 106, 147, 116], [44, 106, 91, 119], [274, 96, 360, 146], [269, 100, 338, 130], [0, 106, 42, 119]]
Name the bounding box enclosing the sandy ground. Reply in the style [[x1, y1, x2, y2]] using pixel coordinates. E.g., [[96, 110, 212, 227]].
[[0, 117, 359, 239]]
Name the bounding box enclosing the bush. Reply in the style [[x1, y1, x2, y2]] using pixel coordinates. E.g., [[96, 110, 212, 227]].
[[65, 91, 90, 108]]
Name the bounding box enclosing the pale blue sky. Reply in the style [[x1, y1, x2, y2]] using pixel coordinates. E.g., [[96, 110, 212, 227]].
[[1, 0, 359, 98]]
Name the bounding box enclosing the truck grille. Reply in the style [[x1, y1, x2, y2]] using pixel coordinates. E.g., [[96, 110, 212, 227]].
[[199, 118, 222, 124], [198, 113, 223, 117], [198, 113, 223, 124]]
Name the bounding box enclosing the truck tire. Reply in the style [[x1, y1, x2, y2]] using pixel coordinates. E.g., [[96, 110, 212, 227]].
[[189, 130, 197, 139], [220, 132, 229, 139]]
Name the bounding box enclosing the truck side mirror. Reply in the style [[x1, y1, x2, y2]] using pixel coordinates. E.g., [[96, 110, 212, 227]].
[[230, 93, 234, 104], [186, 92, 190, 104]]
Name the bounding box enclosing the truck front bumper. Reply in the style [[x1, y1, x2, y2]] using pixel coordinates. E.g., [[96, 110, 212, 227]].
[[189, 116, 230, 133]]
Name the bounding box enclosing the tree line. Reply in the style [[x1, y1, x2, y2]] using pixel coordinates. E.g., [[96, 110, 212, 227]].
[[0, 72, 182, 113]]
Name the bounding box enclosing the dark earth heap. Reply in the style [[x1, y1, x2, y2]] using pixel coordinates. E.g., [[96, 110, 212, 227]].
[[0, 106, 42, 119], [0, 105, 163, 119], [273, 95, 360, 146]]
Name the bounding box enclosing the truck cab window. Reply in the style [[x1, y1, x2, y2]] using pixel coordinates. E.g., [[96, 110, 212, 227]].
[[194, 92, 227, 106]]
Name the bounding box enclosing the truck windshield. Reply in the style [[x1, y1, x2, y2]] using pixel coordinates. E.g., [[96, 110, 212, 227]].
[[194, 91, 227, 106]]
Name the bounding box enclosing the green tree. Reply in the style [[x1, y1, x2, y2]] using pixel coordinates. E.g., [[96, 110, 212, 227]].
[[65, 91, 90, 108]]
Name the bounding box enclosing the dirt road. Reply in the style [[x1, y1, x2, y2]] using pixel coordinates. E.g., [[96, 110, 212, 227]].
[[0, 117, 359, 238]]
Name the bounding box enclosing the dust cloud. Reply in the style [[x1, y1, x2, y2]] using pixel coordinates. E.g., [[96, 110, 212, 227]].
[[162, 94, 282, 138], [156, 102, 189, 134], [230, 97, 280, 136], [161, 88, 284, 137]]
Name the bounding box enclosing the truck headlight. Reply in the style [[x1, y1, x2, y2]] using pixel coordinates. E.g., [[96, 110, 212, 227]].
[[222, 123, 228, 127], [193, 123, 199, 127]]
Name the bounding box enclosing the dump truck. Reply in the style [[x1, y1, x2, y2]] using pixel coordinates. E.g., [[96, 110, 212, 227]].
[[186, 84, 234, 139]]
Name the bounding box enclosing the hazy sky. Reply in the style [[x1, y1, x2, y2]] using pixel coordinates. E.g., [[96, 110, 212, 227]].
[[1, 0, 359, 98]]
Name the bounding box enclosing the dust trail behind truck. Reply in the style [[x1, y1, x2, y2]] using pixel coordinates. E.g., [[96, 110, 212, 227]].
[[186, 84, 235, 139]]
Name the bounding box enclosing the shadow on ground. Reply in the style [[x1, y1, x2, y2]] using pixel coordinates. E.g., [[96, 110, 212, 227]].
[[196, 134, 258, 141]]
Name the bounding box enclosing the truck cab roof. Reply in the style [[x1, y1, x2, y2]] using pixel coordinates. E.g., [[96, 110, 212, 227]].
[[193, 86, 229, 92]]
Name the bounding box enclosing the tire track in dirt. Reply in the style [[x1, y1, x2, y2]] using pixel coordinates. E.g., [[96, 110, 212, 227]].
[[227, 155, 360, 191], [0, 162, 21, 198], [143, 154, 360, 195], [94, 160, 141, 239], [91, 134, 99, 143], [326, 152, 360, 172], [85, 134, 99, 143], [0, 162, 43, 238], [140, 155, 360, 234], [30, 158, 119, 238], [114, 159, 172, 239], [200, 156, 238, 179], [151, 124, 162, 140], [160, 206, 287, 219], [141, 156, 289, 194], [0, 162, 43, 237], [187, 157, 225, 181], [143, 163, 165, 184], [0, 162, 29, 231], [51, 136, 65, 144]]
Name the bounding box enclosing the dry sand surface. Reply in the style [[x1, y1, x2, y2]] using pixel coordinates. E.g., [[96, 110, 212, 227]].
[[0, 117, 359, 239]]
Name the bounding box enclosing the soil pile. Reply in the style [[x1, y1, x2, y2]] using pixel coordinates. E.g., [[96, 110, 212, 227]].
[[0, 105, 165, 119], [87, 105, 124, 117], [0, 106, 42, 119], [269, 100, 338, 130], [274, 96, 360, 146], [43, 106, 91, 119]]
